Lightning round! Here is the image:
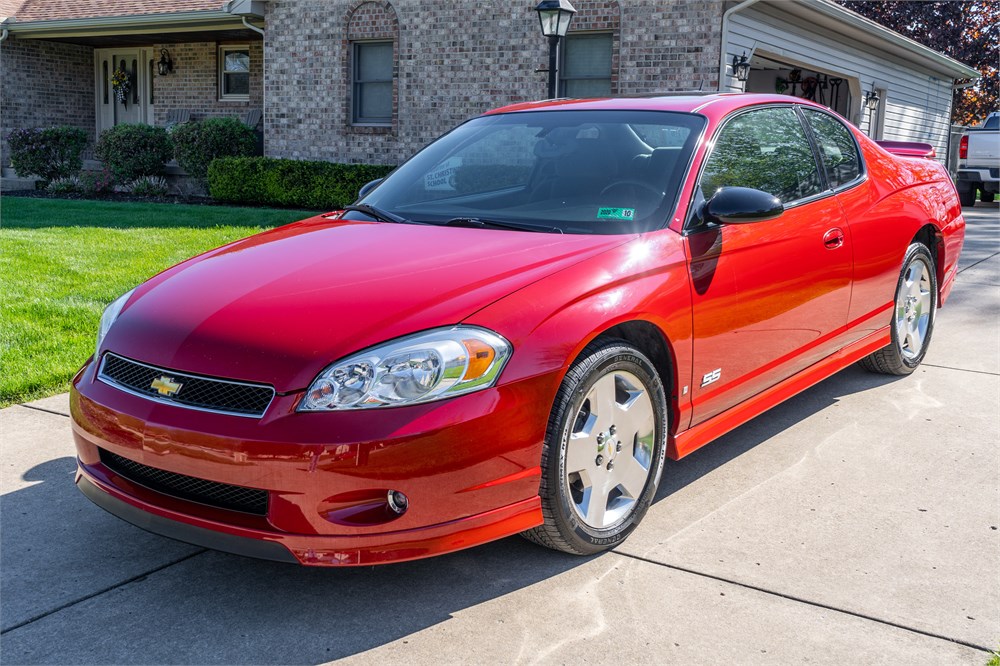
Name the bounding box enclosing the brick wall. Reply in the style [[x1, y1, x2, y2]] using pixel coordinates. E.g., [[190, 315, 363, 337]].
[[152, 40, 263, 126], [265, 0, 723, 165], [0, 39, 95, 166]]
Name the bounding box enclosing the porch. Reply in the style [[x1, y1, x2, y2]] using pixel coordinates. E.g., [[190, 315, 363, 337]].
[[0, 2, 265, 182]]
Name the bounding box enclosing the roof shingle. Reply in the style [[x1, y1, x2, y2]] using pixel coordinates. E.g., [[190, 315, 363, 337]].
[[13, 0, 222, 23]]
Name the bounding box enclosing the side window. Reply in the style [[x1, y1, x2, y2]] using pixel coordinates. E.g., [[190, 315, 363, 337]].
[[700, 107, 824, 204], [219, 45, 250, 101], [803, 109, 861, 188], [352, 41, 393, 125], [559, 33, 613, 98]]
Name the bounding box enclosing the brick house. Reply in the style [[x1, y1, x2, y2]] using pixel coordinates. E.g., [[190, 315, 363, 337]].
[[0, 0, 978, 176]]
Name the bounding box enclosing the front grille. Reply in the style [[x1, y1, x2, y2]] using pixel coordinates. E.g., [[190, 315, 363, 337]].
[[99, 448, 269, 515], [99, 353, 274, 417]]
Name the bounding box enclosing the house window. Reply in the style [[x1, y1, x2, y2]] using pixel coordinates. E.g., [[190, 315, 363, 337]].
[[352, 41, 393, 125], [559, 33, 613, 98], [219, 45, 250, 101]]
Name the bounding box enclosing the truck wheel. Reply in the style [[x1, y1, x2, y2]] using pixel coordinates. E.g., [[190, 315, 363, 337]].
[[958, 183, 977, 207], [982, 191, 995, 203]]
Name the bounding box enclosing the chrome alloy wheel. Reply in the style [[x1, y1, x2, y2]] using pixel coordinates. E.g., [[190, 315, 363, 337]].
[[895, 258, 933, 361], [564, 370, 656, 529]]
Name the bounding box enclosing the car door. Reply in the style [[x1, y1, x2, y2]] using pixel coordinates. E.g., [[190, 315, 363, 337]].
[[685, 105, 853, 425]]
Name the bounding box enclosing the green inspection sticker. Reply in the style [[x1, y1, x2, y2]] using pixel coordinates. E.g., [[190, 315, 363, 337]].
[[596, 207, 635, 221]]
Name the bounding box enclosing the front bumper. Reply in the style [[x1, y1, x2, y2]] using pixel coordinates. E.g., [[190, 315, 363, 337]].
[[71, 358, 555, 566]]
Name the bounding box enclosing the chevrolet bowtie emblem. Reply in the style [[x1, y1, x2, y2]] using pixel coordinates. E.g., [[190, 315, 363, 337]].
[[150, 376, 183, 397]]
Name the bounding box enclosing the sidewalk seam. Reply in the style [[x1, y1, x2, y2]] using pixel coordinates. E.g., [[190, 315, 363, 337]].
[[613, 551, 992, 654], [957, 251, 1000, 275], [921, 364, 999, 377], [15, 404, 70, 418], [0, 549, 207, 635]]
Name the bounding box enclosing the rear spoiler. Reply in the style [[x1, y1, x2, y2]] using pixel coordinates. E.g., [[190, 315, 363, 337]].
[[876, 140, 936, 159]]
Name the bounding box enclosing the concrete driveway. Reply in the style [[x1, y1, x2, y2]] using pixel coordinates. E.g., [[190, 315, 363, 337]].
[[2, 205, 997, 665]]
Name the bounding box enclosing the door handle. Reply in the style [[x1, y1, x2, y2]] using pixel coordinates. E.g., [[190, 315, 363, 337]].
[[823, 228, 845, 249]]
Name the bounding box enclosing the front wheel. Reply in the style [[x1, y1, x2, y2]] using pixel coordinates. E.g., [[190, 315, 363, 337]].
[[859, 243, 937, 376], [958, 182, 977, 207], [522, 339, 667, 555], [982, 191, 995, 203]]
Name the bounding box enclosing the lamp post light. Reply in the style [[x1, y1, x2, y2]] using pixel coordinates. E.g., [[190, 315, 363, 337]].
[[534, 0, 576, 99], [732, 51, 750, 85]]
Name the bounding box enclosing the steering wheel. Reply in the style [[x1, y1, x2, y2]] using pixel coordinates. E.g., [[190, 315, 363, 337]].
[[599, 179, 665, 199]]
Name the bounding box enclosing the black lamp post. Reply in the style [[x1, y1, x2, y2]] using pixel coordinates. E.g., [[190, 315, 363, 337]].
[[535, 0, 576, 99], [157, 49, 173, 75], [732, 51, 750, 84]]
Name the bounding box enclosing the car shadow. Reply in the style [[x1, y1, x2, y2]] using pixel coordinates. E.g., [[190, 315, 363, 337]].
[[1, 364, 907, 664]]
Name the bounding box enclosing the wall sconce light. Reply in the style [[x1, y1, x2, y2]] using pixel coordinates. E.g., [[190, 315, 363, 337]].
[[157, 49, 174, 75], [864, 82, 880, 111], [732, 51, 751, 83]]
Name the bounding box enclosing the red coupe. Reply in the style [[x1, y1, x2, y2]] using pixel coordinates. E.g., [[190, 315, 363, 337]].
[[71, 94, 964, 566]]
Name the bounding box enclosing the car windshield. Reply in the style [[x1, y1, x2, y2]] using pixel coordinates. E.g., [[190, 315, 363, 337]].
[[356, 110, 706, 234]]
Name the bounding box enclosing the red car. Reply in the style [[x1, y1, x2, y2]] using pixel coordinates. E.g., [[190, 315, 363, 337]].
[[71, 94, 964, 566]]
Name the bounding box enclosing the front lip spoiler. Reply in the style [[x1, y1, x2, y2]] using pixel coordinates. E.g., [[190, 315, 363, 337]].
[[77, 474, 298, 564]]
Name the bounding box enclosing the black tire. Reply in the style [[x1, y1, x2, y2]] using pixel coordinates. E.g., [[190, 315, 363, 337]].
[[981, 191, 995, 203], [958, 183, 977, 207], [521, 338, 667, 555], [858, 243, 937, 376]]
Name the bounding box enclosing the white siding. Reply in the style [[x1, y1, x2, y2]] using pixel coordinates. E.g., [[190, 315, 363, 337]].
[[724, 5, 954, 162]]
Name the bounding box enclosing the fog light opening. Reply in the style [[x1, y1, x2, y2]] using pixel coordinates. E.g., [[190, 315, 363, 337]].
[[387, 490, 408, 515]]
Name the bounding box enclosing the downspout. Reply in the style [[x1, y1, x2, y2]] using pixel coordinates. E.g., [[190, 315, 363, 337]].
[[240, 16, 266, 155], [718, 0, 763, 92], [0, 28, 9, 43]]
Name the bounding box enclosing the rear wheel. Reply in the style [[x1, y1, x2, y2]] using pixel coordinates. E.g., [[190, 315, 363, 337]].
[[859, 243, 937, 376], [522, 339, 667, 555], [982, 191, 995, 203]]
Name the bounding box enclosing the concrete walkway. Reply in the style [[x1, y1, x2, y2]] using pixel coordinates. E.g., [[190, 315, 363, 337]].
[[2, 205, 997, 665]]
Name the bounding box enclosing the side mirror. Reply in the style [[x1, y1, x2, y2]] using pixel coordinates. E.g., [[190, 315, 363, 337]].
[[702, 186, 783, 225], [357, 178, 384, 200]]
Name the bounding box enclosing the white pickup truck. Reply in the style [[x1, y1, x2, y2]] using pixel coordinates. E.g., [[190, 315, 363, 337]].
[[956, 111, 999, 206]]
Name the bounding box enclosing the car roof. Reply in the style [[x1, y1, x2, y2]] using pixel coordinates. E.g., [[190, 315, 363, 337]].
[[485, 93, 829, 119]]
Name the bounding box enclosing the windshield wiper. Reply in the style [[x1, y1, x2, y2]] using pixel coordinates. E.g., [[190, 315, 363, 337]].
[[342, 204, 424, 225], [444, 217, 563, 234]]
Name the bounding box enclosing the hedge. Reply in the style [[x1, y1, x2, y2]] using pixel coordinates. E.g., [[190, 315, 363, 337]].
[[172, 117, 256, 182], [95, 123, 173, 182], [208, 157, 395, 210], [7, 126, 89, 182]]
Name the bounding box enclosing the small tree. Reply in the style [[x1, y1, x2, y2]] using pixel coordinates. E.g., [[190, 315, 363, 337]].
[[7, 126, 89, 182], [94, 123, 173, 182], [172, 117, 257, 182]]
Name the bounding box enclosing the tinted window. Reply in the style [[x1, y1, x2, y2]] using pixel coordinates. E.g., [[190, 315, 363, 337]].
[[560, 33, 613, 98], [700, 107, 824, 204], [803, 109, 861, 188], [983, 115, 998, 130], [359, 110, 705, 234]]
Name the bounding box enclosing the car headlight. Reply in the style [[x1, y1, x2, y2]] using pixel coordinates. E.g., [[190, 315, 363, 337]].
[[298, 327, 512, 411], [95, 288, 134, 359]]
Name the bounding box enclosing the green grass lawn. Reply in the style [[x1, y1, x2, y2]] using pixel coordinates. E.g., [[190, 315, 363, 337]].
[[0, 196, 318, 407]]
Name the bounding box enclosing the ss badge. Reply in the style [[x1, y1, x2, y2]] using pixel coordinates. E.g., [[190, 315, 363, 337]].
[[701, 368, 722, 387]]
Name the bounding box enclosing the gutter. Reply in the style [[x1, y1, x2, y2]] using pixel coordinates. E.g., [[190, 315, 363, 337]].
[[2, 10, 245, 38], [717, 0, 763, 92]]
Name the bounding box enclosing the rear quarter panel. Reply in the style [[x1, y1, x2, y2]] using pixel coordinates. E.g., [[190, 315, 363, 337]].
[[838, 137, 964, 337]]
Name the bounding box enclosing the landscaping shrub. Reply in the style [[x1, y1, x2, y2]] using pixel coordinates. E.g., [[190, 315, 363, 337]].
[[208, 157, 395, 210], [78, 169, 115, 195], [94, 123, 173, 182], [46, 176, 81, 194], [7, 126, 89, 182], [172, 117, 257, 182], [126, 175, 171, 197]]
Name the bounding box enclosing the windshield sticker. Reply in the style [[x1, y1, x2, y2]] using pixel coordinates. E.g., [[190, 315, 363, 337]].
[[424, 157, 462, 191], [597, 207, 635, 221]]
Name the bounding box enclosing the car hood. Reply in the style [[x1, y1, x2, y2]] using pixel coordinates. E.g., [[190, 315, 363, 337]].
[[104, 216, 629, 393]]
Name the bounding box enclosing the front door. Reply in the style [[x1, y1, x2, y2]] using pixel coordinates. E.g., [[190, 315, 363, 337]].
[[95, 48, 154, 134], [686, 105, 853, 424]]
